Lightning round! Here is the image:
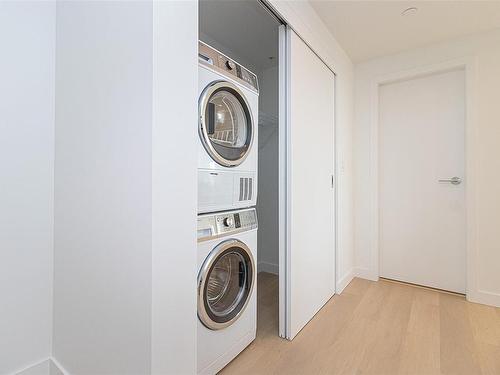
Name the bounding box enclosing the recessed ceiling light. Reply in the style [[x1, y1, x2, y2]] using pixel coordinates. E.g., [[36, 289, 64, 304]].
[[401, 7, 418, 16]]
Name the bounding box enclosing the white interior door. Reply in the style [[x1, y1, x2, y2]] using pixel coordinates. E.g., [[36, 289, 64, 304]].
[[379, 69, 466, 293], [285, 29, 335, 339]]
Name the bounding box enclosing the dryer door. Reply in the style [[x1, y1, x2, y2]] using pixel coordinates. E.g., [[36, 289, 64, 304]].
[[198, 239, 255, 330], [199, 81, 254, 167]]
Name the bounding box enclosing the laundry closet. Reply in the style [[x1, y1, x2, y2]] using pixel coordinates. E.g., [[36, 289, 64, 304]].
[[199, 0, 281, 278], [198, 0, 282, 309], [197, 0, 281, 373], [199, 2, 281, 281]]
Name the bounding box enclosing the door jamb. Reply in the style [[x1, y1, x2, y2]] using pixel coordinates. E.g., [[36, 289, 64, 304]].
[[367, 57, 478, 302], [277, 23, 289, 340]]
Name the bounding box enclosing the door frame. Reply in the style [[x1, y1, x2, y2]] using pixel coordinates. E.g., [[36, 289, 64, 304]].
[[278, 23, 288, 339], [366, 57, 478, 301]]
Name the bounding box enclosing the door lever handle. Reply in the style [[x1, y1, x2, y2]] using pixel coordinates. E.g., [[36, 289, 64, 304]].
[[438, 176, 462, 185]]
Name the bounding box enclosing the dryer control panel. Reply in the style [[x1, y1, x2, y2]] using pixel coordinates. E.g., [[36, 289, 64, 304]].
[[197, 208, 258, 242], [198, 41, 259, 93]]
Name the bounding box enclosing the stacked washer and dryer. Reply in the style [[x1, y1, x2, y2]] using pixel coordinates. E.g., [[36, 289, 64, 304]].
[[197, 41, 259, 375]]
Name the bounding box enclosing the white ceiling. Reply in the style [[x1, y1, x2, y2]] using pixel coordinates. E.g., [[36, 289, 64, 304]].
[[199, 0, 280, 71], [310, 1, 500, 63]]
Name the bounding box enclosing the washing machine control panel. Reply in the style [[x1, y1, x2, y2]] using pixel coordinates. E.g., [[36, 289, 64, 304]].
[[197, 208, 257, 242], [198, 41, 259, 93]]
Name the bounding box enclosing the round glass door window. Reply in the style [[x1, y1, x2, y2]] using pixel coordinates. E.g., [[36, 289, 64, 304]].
[[199, 81, 254, 167], [198, 240, 255, 330]]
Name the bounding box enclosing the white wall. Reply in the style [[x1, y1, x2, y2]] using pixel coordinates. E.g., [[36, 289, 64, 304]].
[[354, 28, 500, 307], [151, 1, 198, 374], [257, 66, 280, 274], [53, 2, 198, 374], [53, 2, 153, 373], [0, 2, 55, 373], [269, 1, 355, 292]]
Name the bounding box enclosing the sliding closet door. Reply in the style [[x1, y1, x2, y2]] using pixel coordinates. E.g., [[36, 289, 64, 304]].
[[286, 29, 335, 339]]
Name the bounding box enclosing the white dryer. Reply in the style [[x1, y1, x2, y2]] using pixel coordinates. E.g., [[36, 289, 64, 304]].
[[198, 41, 259, 214], [197, 208, 257, 375]]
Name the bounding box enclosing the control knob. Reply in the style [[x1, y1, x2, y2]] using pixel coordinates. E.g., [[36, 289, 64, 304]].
[[225, 60, 235, 70], [223, 216, 234, 227]]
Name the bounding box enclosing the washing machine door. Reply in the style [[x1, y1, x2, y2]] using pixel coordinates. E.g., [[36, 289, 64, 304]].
[[199, 81, 254, 167], [198, 239, 255, 330]]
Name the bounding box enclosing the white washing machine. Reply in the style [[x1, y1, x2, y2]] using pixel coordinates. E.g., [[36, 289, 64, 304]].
[[197, 208, 258, 375], [198, 41, 259, 214]]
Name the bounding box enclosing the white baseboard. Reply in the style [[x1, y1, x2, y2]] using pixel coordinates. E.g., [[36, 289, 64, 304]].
[[354, 267, 378, 281], [13, 358, 50, 375], [49, 359, 64, 375], [15, 358, 68, 375], [258, 261, 279, 275], [336, 268, 354, 294], [50, 358, 70, 375], [467, 289, 500, 308]]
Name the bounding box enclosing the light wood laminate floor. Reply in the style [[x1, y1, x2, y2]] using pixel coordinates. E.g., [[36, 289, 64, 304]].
[[221, 272, 500, 375]]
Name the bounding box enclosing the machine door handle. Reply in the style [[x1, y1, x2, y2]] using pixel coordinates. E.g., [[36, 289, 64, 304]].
[[438, 176, 462, 185]]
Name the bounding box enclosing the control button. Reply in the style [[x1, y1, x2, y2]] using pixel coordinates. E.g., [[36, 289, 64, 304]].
[[223, 216, 234, 227], [225, 60, 235, 70]]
